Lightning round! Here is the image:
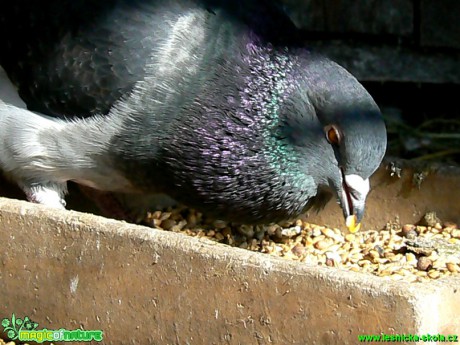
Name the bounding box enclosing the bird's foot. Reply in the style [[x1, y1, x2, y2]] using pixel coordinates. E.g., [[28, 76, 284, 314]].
[[22, 183, 67, 209]]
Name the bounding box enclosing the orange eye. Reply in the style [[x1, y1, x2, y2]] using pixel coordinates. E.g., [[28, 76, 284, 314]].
[[325, 125, 341, 145]]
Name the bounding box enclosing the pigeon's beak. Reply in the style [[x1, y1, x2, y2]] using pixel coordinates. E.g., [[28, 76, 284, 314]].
[[340, 173, 370, 233]]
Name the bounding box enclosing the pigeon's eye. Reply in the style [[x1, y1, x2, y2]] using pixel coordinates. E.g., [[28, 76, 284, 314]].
[[325, 125, 341, 145]]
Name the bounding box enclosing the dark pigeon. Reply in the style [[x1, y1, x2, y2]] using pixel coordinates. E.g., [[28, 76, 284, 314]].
[[0, 0, 386, 229]]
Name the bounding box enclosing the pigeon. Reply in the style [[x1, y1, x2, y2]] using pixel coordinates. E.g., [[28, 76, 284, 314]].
[[0, 0, 386, 231]]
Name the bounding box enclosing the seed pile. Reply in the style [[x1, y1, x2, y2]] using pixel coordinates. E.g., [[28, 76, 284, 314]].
[[144, 209, 460, 282]]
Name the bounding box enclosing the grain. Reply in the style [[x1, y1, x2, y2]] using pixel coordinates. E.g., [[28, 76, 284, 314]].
[[144, 209, 460, 282]]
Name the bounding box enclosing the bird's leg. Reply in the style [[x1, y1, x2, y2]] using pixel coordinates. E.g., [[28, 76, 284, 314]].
[[0, 102, 71, 209], [1, 66, 68, 209], [1, 66, 128, 213]]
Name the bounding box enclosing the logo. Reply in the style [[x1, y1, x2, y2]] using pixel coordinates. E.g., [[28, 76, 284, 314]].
[[2, 314, 103, 343]]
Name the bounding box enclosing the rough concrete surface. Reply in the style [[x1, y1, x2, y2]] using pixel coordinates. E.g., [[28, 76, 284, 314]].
[[0, 161, 460, 344]]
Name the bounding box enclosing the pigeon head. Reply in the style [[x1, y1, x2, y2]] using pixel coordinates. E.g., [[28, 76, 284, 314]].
[[280, 52, 387, 230]]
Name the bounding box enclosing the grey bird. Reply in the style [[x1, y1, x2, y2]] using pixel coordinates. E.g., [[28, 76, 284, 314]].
[[0, 0, 386, 231]]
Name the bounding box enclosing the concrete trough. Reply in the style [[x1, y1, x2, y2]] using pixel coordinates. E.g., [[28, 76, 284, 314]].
[[0, 160, 459, 344]]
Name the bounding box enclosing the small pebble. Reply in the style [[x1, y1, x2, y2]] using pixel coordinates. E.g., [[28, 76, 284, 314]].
[[401, 224, 416, 237], [374, 245, 385, 257], [325, 258, 335, 267], [292, 244, 306, 257], [417, 257, 433, 271]]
